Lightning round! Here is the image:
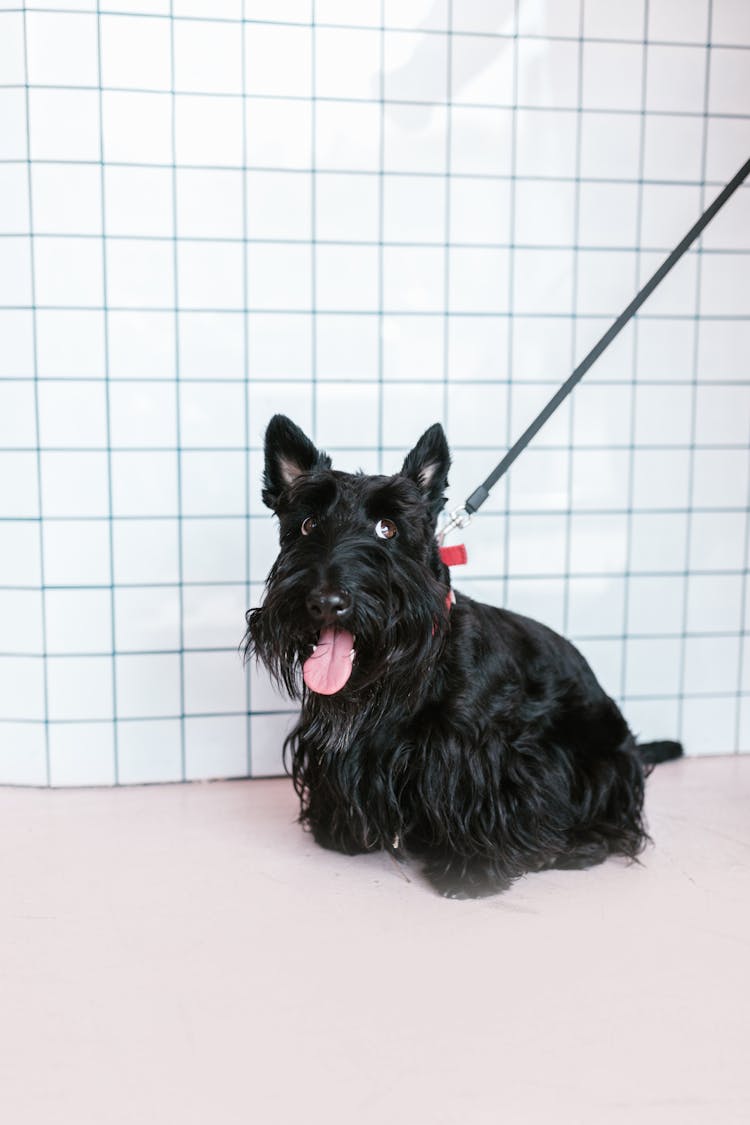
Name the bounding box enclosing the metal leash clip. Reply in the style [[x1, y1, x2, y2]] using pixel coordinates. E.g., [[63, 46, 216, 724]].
[[437, 506, 472, 546]]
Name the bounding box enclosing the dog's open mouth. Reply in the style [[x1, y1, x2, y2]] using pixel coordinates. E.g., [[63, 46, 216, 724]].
[[302, 627, 355, 695]]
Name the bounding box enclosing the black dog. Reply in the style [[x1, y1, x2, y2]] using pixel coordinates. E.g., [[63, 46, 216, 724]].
[[244, 415, 682, 898]]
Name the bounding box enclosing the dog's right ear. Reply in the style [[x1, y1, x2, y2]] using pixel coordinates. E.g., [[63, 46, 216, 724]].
[[262, 415, 331, 510]]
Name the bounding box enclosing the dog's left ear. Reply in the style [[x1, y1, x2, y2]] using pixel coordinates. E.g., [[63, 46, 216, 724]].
[[262, 414, 331, 510], [401, 423, 451, 515]]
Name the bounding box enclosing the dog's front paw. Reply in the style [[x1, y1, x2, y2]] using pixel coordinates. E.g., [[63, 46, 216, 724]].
[[423, 860, 511, 899]]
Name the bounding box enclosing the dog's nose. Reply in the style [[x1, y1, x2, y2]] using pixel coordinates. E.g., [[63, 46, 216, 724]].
[[306, 587, 352, 625]]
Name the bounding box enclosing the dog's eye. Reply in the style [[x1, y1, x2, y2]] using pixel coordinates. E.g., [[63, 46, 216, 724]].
[[375, 519, 397, 540], [301, 516, 317, 536]]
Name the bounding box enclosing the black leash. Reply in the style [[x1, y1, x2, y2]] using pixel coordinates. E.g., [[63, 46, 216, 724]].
[[443, 155, 750, 536]]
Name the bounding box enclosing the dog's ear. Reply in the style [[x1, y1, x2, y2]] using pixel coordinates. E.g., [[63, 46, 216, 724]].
[[401, 423, 451, 515], [262, 414, 331, 510]]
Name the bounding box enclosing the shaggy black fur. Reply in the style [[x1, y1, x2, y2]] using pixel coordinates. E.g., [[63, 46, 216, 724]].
[[244, 415, 682, 898]]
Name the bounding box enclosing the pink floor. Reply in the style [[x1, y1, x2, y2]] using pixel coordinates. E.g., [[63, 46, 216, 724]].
[[1, 756, 749, 1125]]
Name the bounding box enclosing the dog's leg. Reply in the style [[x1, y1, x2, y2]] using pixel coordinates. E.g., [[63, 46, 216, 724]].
[[421, 852, 516, 899]]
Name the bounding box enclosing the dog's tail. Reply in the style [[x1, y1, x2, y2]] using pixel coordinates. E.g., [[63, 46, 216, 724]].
[[637, 739, 684, 765]]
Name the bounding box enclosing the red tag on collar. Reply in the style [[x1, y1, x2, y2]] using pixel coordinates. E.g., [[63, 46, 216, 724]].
[[439, 544, 467, 567]]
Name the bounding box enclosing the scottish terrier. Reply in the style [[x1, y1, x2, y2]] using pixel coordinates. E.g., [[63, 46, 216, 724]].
[[244, 415, 682, 898]]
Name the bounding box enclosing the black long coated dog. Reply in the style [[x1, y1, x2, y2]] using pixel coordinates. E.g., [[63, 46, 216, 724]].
[[244, 415, 682, 898]]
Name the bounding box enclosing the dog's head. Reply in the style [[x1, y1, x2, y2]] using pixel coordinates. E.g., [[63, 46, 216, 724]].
[[244, 414, 452, 700]]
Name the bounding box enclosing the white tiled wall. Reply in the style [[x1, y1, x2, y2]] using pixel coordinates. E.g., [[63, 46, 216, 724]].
[[0, 0, 748, 785]]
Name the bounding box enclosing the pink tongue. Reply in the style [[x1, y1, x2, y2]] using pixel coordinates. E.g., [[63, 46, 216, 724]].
[[303, 627, 355, 695]]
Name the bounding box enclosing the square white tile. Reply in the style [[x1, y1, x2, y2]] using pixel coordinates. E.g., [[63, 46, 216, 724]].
[[569, 513, 629, 573], [246, 96, 312, 169], [514, 180, 576, 247], [680, 695, 737, 756], [0, 90, 27, 160], [0, 383, 36, 449], [582, 42, 643, 111], [109, 382, 177, 448], [689, 511, 746, 571], [183, 583, 246, 649], [517, 38, 580, 108], [633, 384, 693, 447], [647, 44, 707, 113], [625, 636, 682, 696], [247, 314, 312, 381], [626, 573, 685, 635], [686, 573, 743, 633], [516, 109, 579, 178], [683, 634, 740, 694], [384, 245, 445, 311], [110, 451, 178, 517], [109, 311, 175, 380], [105, 166, 173, 238], [649, 0, 709, 43], [102, 91, 172, 164], [182, 517, 246, 583], [32, 164, 100, 236], [40, 452, 109, 517], [100, 13, 171, 91], [42, 520, 110, 587], [25, 10, 99, 86], [245, 22, 311, 97], [114, 585, 181, 652], [316, 26, 381, 100], [179, 311, 244, 381], [383, 314, 444, 381], [0, 722, 47, 786], [180, 451, 246, 516], [112, 519, 180, 584], [566, 575, 626, 638], [179, 382, 245, 447], [37, 381, 107, 448], [117, 718, 183, 784], [507, 513, 567, 576], [106, 239, 174, 309], [449, 315, 508, 382], [316, 245, 378, 311], [450, 246, 511, 313], [247, 243, 312, 310], [629, 511, 688, 572], [174, 94, 244, 166], [317, 314, 379, 381], [48, 721, 116, 786], [0, 310, 34, 378], [173, 17, 243, 94], [0, 519, 40, 585], [0, 589, 43, 654], [0, 657, 44, 720], [450, 107, 513, 176], [185, 714, 248, 779], [380, 382, 445, 447], [451, 32, 514, 106], [247, 170, 312, 240], [316, 172, 379, 242], [45, 588, 113, 655], [47, 655, 113, 721], [178, 241, 244, 310], [0, 163, 29, 235], [33, 236, 102, 308], [184, 649, 246, 715], [514, 248, 573, 314], [385, 175, 446, 243], [116, 653, 182, 719], [316, 383, 380, 448], [385, 29, 448, 103], [318, 101, 382, 171]]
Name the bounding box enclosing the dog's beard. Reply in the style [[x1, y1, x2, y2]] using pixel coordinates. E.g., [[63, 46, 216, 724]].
[[243, 553, 450, 705]]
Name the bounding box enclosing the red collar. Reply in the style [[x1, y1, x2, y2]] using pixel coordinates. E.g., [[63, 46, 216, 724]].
[[439, 543, 466, 615]]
